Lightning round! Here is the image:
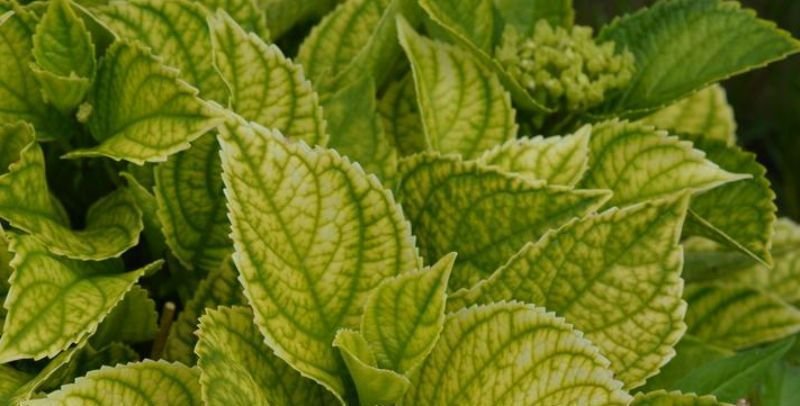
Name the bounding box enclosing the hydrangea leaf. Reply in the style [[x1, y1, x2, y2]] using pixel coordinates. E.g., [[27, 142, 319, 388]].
[[28, 360, 202, 406], [641, 335, 733, 392], [220, 119, 420, 401], [670, 337, 795, 403], [0, 3, 66, 140], [579, 120, 748, 208], [0, 346, 82, 404], [0, 366, 29, 404], [361, 253, 454, 374], [684, 137, 776, 267], [727, 218, 800, 305], [418, 0, 495, 52], [209, 11, 327, 146], [398, 18, 517, 159], [477, 125, 590, 186], [397, 153, 610, 291], [119, 172, 166, 257], [684, 283, 800, 350], [64, 40, 223, 164], [196, 306, 337, 406], [49, 342, 140, 391], [449, 195, 689, 388], [332, 329, 411, 406], [90, 286, 158, 347], [296, 0, 420, 93], [404, 302, 632, 405], [418, 0, 550, 112], [322, 75, 396, 180], [494, 0, 574, 34], [0, 123, 144, 260], [640, 85, 736, 146], [597, 0, 800, 115], [378, 75, 426, 156], [631, 390, 726, 406], [196, 0, 270, 40], [261, 0, 338, 39], [31, 0, 95, 113], [164, 258, 244, 365], [0, 234, 161, 363]]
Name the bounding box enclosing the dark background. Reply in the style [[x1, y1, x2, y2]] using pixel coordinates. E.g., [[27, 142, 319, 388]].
[[575, 0, 800, 221]]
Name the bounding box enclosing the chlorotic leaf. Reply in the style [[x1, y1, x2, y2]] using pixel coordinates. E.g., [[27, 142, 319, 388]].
[[220, 119, 420, 401], [397, 153, 610, 291], [580, 120, 747, 207], [640, 85, 736, 146], [0, 3, 66, 140], [28, 360, 202, 406], [196, 0, 270, 40], [398, 18, 516, 159], [297, 0, 420, 93], [332, 329, 411, 406], [64, 40, 223, 164], [31, 0, 95, 113], [196, 306, 336, 406], [209, 10, 328, 146], [597, 0, 800, 115], [684, 137, 776, 267], [0, 366, 29, 404], [0, 123, 144, 260], [631, 390, 726, 406], [378, 75, 426, 156], [671, 337, 795, 403], [684, 283, 800, 350], [494, 0, 574, 34], [419, 0, 495, 52], [478, 125, 591, 186], [0, 346, 82, 404], [322, 75, 396, 180], [90, 286, 158, 347], [641, 335, 734, 392], [50, 343, 140, 391], [164, 258, 244, 365], [404, 302, 632, 405], [0, 234, 161, 363], [361, 253, 455, 373], [449, 195, 689, 388]]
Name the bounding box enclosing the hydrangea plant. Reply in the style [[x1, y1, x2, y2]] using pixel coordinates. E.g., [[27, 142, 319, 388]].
[[0, 0, 799, 405]]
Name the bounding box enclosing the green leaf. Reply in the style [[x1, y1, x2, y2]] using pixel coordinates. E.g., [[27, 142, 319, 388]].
[[449, 195, 689, 388], [404, 302, 631, 405], [597, 0, 800, 115], [0, 366, 29, 404], [684, 137, 777, 267], [322, 75, 397, 180], [397, 18, 517, 159], [0, 346, 82, 404], [220, 119, 420, 401], [631, 390, 726, 406], [579, 120, 747, 208], [641, 335, 734, 392], [46, 342, 140, 392], [90, 286, 158, 347], [418, 0, 495, 52], [0, 2, 66, 140], [684, 283, 800, 350], [361, 253, 454, 373], [297, 0, 421, 93], [397, 153, 610, 291], [64, 40, 223, 164], [196, 306, 336, 406], [119, 172, 166, 257], [639, 85, 736, 146], [164, 258, 244, 365], [31, 0, 95, 113], [494, 0, 574, 34], [0, 234, 161, 363], [477, 124, 590, 186], [0, 123, 144, 260], [671, 337, 795, 403], [262, 0, 338, 39], [332, 329, 410, 406], [196, 0, 270, 40], [418, 0, 549, 112], [378, 75, 426, 157], [209, 11, 328, 146], [760, 362, 800, 406], [28, 360, 202, 406]]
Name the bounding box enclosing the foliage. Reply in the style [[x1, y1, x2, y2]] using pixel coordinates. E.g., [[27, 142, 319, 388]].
[[0, 0, 798, 405]]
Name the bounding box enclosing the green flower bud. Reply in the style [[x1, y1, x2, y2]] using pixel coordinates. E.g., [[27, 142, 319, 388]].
[[497, 20, 635, 111]]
